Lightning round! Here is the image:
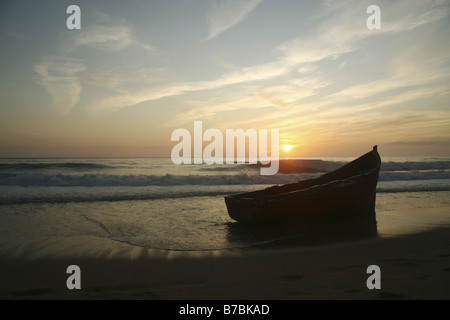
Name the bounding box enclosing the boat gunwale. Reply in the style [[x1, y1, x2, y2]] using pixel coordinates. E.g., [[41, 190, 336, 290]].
[[228, 169, 379, 205]]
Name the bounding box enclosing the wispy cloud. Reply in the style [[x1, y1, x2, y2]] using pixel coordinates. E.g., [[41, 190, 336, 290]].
[[203, 0, 262, 41], [35, 24, 135, 114], [162, 76, 329, 127], [62, 24, 134, 52], [35, 19, 157, 113], [79, 0, 450, 122], [81, 69, 128, 92], [34, 57, 85, 114]]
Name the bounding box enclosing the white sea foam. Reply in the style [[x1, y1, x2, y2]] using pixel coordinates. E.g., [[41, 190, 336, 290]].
[[0, 158, 449, 204], [1, 169, 450, 187]]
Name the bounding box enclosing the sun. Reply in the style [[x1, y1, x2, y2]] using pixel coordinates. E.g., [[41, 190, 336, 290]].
[[282, 145, 293, 152]]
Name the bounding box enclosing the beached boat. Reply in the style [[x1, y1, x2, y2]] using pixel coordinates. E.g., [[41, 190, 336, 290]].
[[225, 146, 381, 229]]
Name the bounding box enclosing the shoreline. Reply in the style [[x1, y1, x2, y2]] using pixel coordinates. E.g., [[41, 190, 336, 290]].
[[1, 224, 449, 300]]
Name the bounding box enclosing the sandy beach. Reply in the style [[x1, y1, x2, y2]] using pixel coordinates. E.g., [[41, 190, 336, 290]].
[[1, 211, 449, 300]]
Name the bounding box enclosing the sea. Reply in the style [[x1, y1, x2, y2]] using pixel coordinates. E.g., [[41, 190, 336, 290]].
[[1, 156, 450, 258]]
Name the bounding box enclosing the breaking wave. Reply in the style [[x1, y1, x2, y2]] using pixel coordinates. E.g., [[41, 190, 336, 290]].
[[1, 158, 449, 204], [1, 169, 450, 187]]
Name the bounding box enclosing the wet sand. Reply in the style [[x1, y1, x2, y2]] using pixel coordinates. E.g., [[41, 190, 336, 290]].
[[1, 219, 449, 300]]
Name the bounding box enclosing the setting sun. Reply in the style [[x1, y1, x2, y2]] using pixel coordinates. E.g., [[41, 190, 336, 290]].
[[282, 145, 293, 152]]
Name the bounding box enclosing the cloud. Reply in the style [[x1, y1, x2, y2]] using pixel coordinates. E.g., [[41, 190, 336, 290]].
[[81, 69, 128, 92], [86, 2, 363, 112], [203, 0, 262, 41], [386, 140, 450, 146], [258, 77, 330, 108], [63, 24, 134, 52], [34, 57, 85, 114], [379, 0, 450, 33], [87, 0, 450, 115], [161, 75, 330, 127], [88, 82, 206, 112], [34, 19, 158, 113], [61, 23, 157, 55]]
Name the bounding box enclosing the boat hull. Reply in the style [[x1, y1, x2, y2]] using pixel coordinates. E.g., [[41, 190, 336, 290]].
[[225, 146, 381, 228]]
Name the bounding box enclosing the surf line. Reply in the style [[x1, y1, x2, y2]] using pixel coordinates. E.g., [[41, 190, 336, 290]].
[[171, 121, 279, 175]]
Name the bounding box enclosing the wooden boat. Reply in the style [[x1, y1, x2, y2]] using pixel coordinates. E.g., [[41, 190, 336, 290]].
[[225, 146, 381, 229]]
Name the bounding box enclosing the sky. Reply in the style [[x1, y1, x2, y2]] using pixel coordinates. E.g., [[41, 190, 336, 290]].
[[0, 0, 449, 158]]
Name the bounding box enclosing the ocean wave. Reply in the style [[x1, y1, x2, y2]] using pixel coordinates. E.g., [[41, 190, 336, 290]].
[[0, 172, 312, 187], [379, 170, 450, 181], [381, 161, 450, 171], [211, 160, 345, 174], [1, 181, 449, 205], [0, 189, 239, 205], [377, 186, 450, 193], [1, 169, 450, 187], [255, 159, 450, 173], [0, 162, 111, 170], [1, 159, 449, 176]]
